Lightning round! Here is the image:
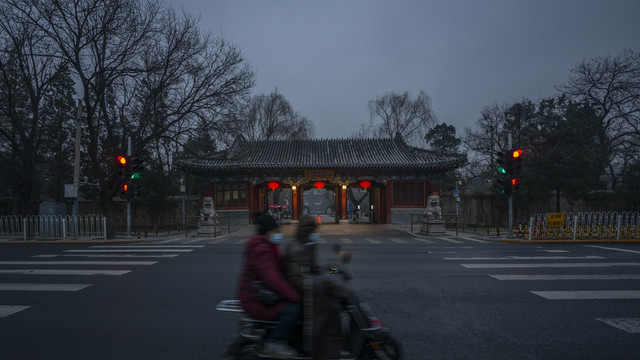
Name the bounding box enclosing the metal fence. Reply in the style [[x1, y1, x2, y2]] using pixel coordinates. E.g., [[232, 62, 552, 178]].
[[0, 215, 106, 241], [525, 211, 640, 241]]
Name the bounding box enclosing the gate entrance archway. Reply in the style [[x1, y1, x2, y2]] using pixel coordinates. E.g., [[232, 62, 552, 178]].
[[178, 136, 465, 225]]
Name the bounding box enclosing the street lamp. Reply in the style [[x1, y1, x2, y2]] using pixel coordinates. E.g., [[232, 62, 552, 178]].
[[180, 176, 186, 230]]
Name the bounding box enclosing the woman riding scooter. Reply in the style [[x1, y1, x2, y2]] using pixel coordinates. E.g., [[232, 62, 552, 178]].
[[237, 213, 302, 358]]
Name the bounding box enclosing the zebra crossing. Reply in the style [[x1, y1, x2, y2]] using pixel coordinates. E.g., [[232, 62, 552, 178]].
[[447, 245, 640, 334], [150, 234, 490, 245], [0, 245, 203, 319]]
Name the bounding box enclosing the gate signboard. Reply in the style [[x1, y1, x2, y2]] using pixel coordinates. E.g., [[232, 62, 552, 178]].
[[546, 213, 565, 227]]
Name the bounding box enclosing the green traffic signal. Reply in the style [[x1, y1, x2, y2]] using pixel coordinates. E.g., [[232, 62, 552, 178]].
[[130, 172, 142, 180], [497, 166, 506, 174]]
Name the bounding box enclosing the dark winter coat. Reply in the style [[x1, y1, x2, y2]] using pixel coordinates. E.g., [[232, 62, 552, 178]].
[[237, 235, 302, 321], [283, 216, 319, 293], [312, 274, 352, 360]]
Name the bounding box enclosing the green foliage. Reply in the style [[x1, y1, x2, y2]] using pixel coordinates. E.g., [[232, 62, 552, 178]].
[[507, 96, 606, 210], [425, 123, 461, 154]]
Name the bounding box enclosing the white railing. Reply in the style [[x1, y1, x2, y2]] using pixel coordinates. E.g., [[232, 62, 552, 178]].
[[0, 215, 106, 241], [525, 211, 640, 241]]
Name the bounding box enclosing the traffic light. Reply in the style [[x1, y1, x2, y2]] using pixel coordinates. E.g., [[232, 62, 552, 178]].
[[496, 148, 523, 194], [496, 151, 512, 175], [114, 154, 144, 200], [128, 157, 144, 180]]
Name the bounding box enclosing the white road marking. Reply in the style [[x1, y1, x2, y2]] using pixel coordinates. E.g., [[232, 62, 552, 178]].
[[210, 238, 228, 244], [435, 237, 463, 244], [532, 290, 640, 300], [65, 249, 192, 253], [490, 274, 640, 281], [63, 254, 178, 258], [92, 245, 205, 248], [0, 305, 30, 318], [538, 250, 569, 253], [340, 237, 352, 244], [446, 256, 604, 260], [461, 262, 640, 269], [32, 255, 58, 258], [365, 238, 381, 244], [0, 269, 130, 276], [596, 318, 640, 333], [456, 236, 488, 243], [0, 261, 157, 266], [585, 245, 640, 254], [0, 283, 91, 291], [414, 238, 434, 244], [390, 238, 408, 244]]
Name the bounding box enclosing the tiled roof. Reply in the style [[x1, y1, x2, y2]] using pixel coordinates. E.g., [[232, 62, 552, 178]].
[[176, 135, 466, 174]]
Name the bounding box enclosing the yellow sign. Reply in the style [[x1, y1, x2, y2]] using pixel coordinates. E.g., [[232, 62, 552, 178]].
[[546, 213, 565, 227]]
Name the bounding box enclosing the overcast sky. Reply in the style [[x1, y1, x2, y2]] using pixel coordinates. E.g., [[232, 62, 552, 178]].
[[165, 0, 640, 139]]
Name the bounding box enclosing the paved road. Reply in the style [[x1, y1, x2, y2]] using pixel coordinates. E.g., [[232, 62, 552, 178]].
[[1, 234, 639, 359]]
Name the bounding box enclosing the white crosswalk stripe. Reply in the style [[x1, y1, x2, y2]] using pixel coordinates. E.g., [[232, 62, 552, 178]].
[[0, 283, 91, 291], [435, 237, 463, 244], [0, 305, 30, 318], [413, 238, 435, 244], [0, 269, 130, 276], [390, 238, 408, 244], [1, 245, 197, 319], [490, 274, 640, 281], [531, 290, 640, 300], [365, 238, 381, 244], [0, 261, 157, 266], [452, 252, 640, 333], [461, 262, 640, 269]]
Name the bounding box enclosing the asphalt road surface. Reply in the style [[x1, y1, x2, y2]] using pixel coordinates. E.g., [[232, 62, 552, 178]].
[[1, 232, 639, 359]]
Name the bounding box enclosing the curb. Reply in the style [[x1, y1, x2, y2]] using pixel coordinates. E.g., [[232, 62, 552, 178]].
[[499, 239, 640, 244]]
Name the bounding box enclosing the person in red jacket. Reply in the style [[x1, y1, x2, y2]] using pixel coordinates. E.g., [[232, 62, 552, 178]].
[[237, 213, 302, 358]]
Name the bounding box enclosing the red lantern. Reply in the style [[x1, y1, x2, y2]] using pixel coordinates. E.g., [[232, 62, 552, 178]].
[[314, 181, 325, 192], [360, 180, 371, 190], [268, 181, 279, 191]]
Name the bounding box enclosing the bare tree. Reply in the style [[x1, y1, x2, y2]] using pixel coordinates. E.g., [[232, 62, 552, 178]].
[[0, 3, 74, 214], [462, 103, 511, 183], [7, 0, 254, 214], [360, 90, 436, 145], [560, 49, 640, 189], [238, 89, 314, 141]]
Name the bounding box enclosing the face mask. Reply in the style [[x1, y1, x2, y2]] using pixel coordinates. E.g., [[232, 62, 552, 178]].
[[309, 233, 320, 244], [270, 233, 284, 245]]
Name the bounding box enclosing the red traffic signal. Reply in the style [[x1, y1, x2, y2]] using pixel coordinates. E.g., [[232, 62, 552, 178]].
[[120, 183, 129, 192], [117, 155, 127, 166], [511, 149, 522, 159], [511, 177, 520, 186]]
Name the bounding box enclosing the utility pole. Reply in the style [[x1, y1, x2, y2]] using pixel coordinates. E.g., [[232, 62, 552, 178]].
[[507, 133, 513, 239], [127, 136, 132, 238], [72, 99, 82, 238]]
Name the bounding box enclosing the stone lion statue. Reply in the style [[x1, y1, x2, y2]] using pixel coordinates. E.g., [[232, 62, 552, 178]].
[[200, 196, 218, 224], [424, 194, 442, 221]]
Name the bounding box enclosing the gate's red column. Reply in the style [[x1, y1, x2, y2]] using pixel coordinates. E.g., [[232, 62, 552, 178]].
[[292, 186, 299, 222]]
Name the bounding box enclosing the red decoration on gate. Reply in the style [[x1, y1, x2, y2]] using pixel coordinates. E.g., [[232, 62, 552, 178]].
[[268, 181, 279, 191], [314, 181, 325, 192], [360, 180, 371, 190]]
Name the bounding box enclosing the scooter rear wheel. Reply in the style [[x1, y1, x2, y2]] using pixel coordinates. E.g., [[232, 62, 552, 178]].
[[380, 334, 402, 359], [228, 338, 260, 360]]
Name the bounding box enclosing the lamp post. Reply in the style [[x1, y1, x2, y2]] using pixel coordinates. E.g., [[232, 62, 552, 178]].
[[180, 176, 186, 230]]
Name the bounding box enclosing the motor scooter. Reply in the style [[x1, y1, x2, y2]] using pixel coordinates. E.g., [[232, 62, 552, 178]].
[[216, 246, 402, 359]]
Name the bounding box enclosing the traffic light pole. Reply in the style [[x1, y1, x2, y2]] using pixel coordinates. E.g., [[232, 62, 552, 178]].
[[127, 136, 132, 238], [507, 133, 513, 239]]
